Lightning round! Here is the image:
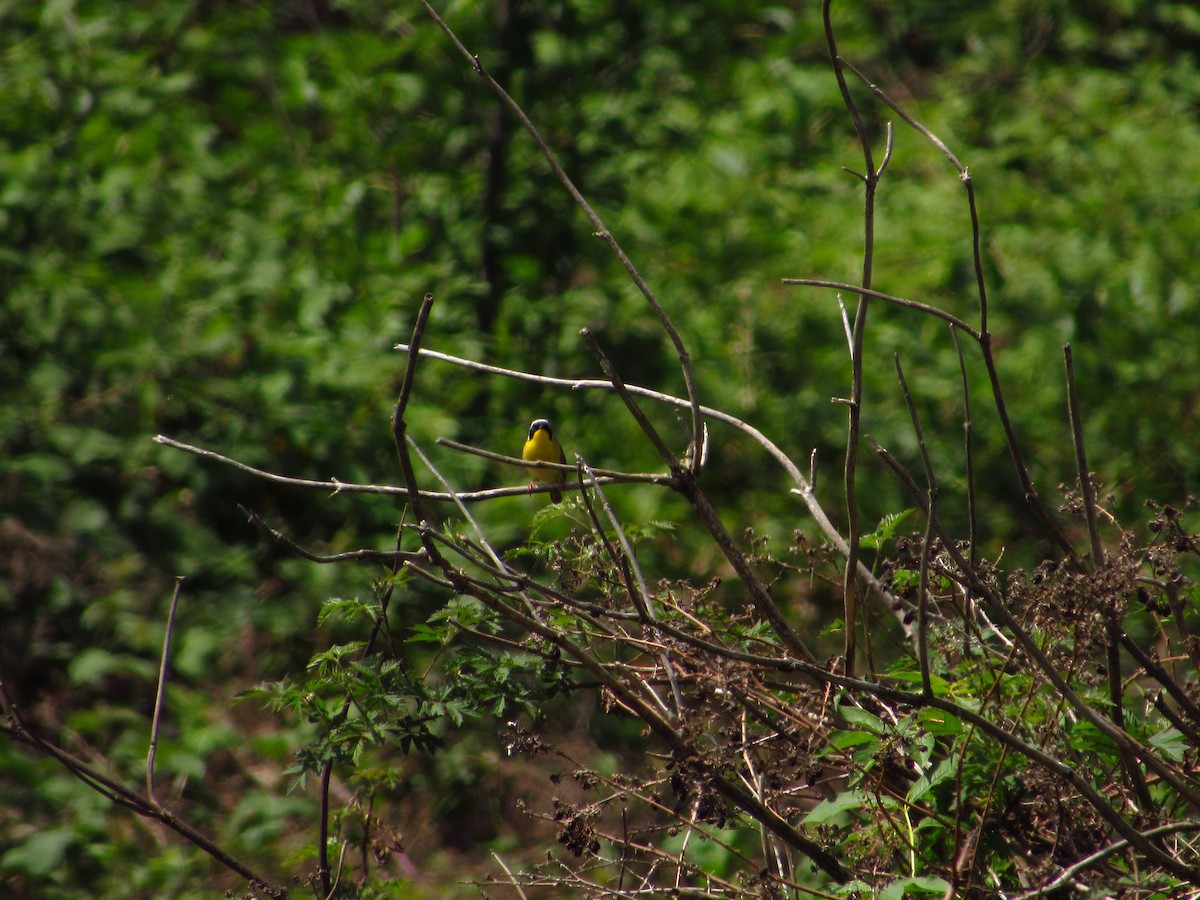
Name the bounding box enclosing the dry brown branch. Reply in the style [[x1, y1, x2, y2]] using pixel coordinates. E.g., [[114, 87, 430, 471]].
[[0, 671, 283, 895], [392, 342, 912, 634]]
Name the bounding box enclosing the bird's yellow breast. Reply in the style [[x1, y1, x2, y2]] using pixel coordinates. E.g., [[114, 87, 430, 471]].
[[522, 428, 564, 480]]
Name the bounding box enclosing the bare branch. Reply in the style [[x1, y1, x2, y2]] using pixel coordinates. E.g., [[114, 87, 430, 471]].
[[147, 576, 184, 805], [158, 434, 661, 502], [868, 437, 1200, 816], [580, 327, 679, 469], [824, 0, 884, 676], [395, 343, 908, 625], [782, 279, 980, 338], [893, 356, 937, 697], [1064, 344, 1104, 566], [951, 325, 977, 657], [1, 669, 283, 894], [436, 436, 671, 485]]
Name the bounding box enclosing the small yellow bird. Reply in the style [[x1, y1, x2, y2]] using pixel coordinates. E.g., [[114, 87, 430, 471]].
[[522, 418, 566, 503]]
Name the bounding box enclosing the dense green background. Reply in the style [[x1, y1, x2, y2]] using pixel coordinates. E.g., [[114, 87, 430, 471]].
[[3, 0, 1200, 895]]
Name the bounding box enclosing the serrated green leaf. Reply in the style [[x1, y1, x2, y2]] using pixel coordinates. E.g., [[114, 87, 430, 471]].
[[803, 789, 869, 825], [908, 754, 958, 803], [860, 508, 918, 550], [1149, 726, 1187, 761]]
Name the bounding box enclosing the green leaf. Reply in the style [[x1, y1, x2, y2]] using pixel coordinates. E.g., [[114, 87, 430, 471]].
[[317, 596, 377, 627], [834, 881, 876, 897], [839, 704, 885, 734], [885, 667, 953, 697], [879, 876, 953, 899], [917, 707, 963, 736], [1068, 718, 1120, 760], [819, 617, 846, 639], [860, 508, 918, 550], [1, 828, 74, 876], [908, 754, 958, 804], [803, 789, 870, 825], [826, 729, 879, 751], [1149, 726, 1187, 762]]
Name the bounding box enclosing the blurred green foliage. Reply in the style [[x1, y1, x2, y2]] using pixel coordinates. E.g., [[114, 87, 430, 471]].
[[3, 0, 1200, 894]]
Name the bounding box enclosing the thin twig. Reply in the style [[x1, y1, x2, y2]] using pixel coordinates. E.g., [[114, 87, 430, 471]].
[[1012, 822, 1200, 899], [893, 356, 936, 697], [313, 292, 439, 898], [407, 436, 550, 628], [490, 850, 531, 900], [1064, 344, 1104, 566], [726, 645, 1200, 885], [324, 840, 350, 900], [241, 506, 425, 565], [579, 457, 682, 719], [1123, 635, 1200, 725], [580, 327, 679, 468], [154, 434, 409, 494], [157, 432, 668, 503], [839, 56, 965, 171], [427, 557, 848, 881], [1063, 343, 1152, 808], [147, 576, 184, 805], [830, 52, 1077, 563], [951, 325, 977, 658], [834, 56, 987, 334], [406, 439, 504, 577], [1, 669, 282, 894], [436, 436, 668, 485], [782, 279, 980, 339], [579, 326, 818, 661], [824, 0, 885, 676], [836, 294, 853, 358]]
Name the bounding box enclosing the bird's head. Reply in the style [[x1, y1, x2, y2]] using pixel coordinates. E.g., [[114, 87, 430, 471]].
[[528, 418, 554, 440]]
